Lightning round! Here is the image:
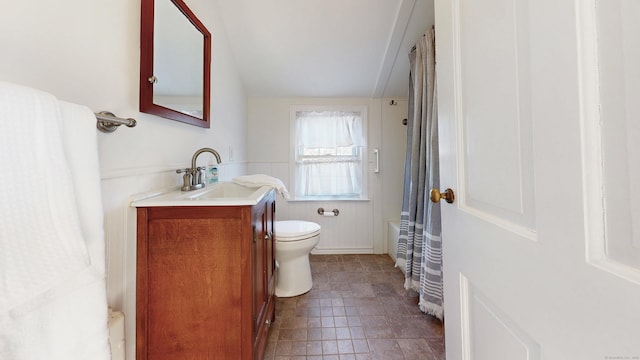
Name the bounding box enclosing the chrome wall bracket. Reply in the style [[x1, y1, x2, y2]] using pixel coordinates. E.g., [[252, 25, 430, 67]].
[[96, 111, 137, 133]]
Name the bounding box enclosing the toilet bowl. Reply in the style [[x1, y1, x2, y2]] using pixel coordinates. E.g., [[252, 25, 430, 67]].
[[275, 220, 321, 297]]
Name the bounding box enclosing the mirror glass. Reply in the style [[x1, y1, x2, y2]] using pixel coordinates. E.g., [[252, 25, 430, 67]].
[[140, 0, 211, 128]]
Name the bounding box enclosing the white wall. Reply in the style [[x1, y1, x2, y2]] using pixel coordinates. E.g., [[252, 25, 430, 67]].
[[247, 97, 407, 254], [0, 1, 248, 359]]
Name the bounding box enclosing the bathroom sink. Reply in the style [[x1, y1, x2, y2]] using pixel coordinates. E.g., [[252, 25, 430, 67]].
[[185, 182, 259, 199], [131, 182, 272, 207]]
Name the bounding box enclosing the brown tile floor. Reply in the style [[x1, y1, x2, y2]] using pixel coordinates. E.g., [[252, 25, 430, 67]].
[[265, 254, 445, 360]]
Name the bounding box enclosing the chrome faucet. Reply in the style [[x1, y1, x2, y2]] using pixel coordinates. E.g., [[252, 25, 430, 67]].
[[176, 147, 222, 191]]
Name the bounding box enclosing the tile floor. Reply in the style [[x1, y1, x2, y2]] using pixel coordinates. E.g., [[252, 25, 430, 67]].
[[265, 254, 445, 360]]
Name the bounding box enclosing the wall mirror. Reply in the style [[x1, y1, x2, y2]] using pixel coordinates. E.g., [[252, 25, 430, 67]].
[[140, 0, 211, 128]]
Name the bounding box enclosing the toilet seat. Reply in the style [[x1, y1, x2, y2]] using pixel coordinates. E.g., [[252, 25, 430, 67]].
[[275, 220, 321, 242]]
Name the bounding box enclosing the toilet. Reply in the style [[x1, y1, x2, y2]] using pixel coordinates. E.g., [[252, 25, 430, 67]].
[[275, 220, 321, 297]]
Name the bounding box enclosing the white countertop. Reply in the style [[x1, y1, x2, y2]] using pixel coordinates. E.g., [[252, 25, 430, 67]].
[[130, 182, 272, 207]]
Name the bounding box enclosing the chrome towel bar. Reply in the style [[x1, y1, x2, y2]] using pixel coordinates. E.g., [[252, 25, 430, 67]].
[[95, 111, 137, 133]]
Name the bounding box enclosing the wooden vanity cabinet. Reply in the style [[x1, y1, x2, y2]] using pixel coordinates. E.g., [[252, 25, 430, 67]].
[[136, 190, 276, 360]]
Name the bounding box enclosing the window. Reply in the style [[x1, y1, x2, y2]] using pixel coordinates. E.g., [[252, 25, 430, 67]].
[[290, 106, 367, 200]]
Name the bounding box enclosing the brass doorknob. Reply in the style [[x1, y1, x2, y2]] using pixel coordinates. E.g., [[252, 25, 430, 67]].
[[430, 188, 455, 204]]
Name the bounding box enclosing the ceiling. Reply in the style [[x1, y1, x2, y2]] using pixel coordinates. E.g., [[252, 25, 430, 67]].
[[215, 0, 434, 99]]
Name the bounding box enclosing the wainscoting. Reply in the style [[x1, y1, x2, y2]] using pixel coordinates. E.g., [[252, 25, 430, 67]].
[[248, 162, 378, 254]]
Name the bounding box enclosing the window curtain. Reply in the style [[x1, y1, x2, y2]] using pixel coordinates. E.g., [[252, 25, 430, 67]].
[[396, 28, 443, 320], [295, 111, 364, 197], [295, 111, 363, 148]]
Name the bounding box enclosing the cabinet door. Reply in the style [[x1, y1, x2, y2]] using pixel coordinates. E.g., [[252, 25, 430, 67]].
[[252, 204, 267, 338], [265, 199, 275, 300], [137, 207, 246, 360], [251, 193, 276, 359]]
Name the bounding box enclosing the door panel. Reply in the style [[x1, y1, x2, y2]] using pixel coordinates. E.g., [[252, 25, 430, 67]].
[[458, 0, 536, 235], [461, 275, 540, 360], [594, 0, 640, 273]]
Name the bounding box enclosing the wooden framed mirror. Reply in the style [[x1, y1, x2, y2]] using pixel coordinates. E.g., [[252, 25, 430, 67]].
[[140, 0, 211, 128]]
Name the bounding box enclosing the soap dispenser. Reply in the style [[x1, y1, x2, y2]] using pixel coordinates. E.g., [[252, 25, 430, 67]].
[[207, 164, 219, 184]]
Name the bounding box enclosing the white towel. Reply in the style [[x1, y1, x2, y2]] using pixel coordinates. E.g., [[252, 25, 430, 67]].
[[60, 100, 106, 276], [0, 82, 110, 360], [233, 174, 291, 200]]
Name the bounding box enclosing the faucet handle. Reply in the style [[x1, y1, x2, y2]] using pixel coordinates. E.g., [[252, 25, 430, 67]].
[[176, 168, 193, 191], [195, 166, 206, 185]]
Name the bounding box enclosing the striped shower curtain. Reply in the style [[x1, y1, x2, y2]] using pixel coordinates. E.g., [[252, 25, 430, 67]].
[[395, 28, 443, 320]]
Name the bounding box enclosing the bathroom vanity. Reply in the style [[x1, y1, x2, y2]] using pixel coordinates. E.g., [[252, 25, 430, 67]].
[[132, 184, 276, 360]]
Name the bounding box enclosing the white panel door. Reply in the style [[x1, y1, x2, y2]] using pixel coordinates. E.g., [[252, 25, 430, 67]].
[[435, 0, 640, 359]]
